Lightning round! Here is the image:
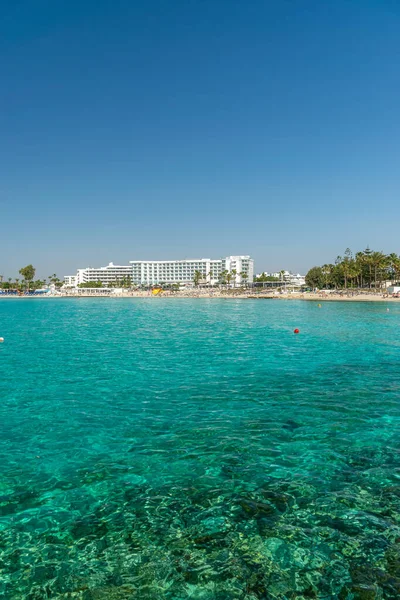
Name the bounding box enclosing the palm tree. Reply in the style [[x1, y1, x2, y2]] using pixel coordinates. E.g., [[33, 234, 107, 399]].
[[393, 255, 400, 284], [193, 270, 203, 287], [321, 264, 333, 288], [378, 253, 389, 290], [387, 253, 400, 285], [207, 270, 214, 288], [355, 252, 366, 288], [278, 270, 286, 290], [370, 251, 386, 290], [239, 271, 248, 287], [231, 269, 237, 288], [342, 260, 351, 289], [225, 272, 233, 288], [348, 259, 360, 288], [219, 270, 228, 286]]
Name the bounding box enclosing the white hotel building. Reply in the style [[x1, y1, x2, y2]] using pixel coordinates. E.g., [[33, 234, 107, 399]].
[[64, 256, 254, 287], [130, 256, 253, 286], [64, 275, 77, 287], [66, 263, 133, 287]]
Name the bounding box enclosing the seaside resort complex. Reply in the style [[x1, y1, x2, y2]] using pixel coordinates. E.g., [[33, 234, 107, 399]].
[[64, 256, 254, 288]]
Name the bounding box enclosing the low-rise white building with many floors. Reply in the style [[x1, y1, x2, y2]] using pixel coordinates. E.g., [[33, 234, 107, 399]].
[[64, 263, 133, 287], [64, 256, 254, 287]]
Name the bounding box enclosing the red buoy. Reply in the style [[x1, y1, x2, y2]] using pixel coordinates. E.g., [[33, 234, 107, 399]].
[[294, 328, 300, 334]]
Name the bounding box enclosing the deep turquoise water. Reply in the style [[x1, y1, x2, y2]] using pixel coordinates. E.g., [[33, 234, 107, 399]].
[[1, 298, 400, 599]]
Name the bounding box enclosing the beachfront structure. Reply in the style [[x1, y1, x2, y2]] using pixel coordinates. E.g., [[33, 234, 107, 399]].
[[129, 256, 254, 286], [63, 275, 77, 287], [256, 271, 306, 286], [282, 272, 306, 286], [64, 256, 254, 287], [72, 263, 133, 287]]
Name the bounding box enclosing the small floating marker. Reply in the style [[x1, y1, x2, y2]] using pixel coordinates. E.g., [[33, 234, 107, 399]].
[[0, 337, 4, 343], [318, 304, 322, 308], [294, 328, 300, 334], [387, 308, 390, 312]]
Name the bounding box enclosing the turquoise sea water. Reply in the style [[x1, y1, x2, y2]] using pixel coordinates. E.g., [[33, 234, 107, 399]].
[[1, 298, 400, 599]]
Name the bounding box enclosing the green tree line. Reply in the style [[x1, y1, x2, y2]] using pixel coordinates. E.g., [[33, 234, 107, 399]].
[[305, 248, 400, 290], [0, 266, 63, 290], [254, 273, 280, 282], [192, 269, 249, 287], [77, 277, 133, 288]]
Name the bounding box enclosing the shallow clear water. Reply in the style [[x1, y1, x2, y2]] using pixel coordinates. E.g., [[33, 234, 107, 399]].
[[1, 298, 400, 599]]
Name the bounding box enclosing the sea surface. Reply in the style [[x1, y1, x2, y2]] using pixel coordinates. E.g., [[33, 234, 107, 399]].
[[1, 298, 400, 600]]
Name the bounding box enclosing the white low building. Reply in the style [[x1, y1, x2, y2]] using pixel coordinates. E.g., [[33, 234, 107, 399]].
[[255, 271, 306, 286], [288, 273, 306, 286], [65, 263, 133, 287], [63, 275, 77, 287]]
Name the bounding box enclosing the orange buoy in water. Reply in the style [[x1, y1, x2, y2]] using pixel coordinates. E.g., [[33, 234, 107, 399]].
[[294, 328, 300, 334]]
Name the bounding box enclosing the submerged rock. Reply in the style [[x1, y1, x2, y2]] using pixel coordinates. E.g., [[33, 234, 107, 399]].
[[259, 489, 293, 512], [239, 498, 276, 518]]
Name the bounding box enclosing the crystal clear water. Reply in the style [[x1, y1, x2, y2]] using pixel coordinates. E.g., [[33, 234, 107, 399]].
[[1, 298, 400, 600]]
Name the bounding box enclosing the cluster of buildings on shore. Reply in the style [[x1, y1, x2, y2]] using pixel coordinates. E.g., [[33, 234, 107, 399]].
[[63, 257, 307, 289], [64, 256, 255, 288], [255, 271, 306, 287]]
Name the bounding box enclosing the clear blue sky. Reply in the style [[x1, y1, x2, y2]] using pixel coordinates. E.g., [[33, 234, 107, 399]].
[[1, 0, 400, 278]]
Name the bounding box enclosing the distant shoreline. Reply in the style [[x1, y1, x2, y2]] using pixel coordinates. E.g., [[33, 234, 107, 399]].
[[0, 292, 399, 303]]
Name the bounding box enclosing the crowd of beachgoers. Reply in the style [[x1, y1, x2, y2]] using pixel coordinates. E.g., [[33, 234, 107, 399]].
[[1, 288, 400, 301]]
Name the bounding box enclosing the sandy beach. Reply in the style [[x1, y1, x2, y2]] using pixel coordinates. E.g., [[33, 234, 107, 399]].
[[1, 290, 399, 302]]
